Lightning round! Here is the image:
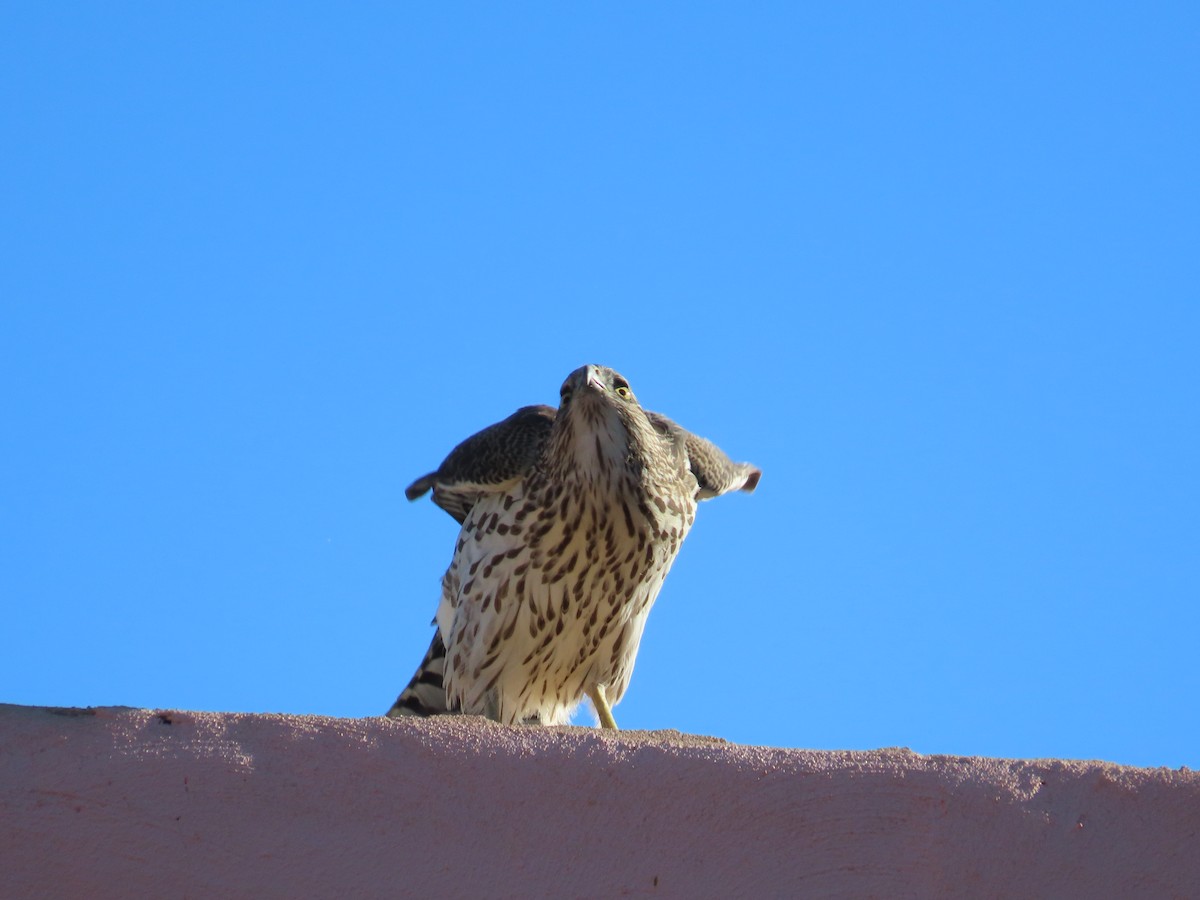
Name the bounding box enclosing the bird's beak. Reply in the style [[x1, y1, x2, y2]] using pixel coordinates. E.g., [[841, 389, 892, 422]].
[[584, 365, 605, 392]]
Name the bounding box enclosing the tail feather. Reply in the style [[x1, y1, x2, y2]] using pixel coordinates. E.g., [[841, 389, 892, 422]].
[[385, 631, 544, 724], [386, 631, 457, 718]]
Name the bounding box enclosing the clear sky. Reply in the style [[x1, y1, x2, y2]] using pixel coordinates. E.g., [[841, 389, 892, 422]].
[[3, 4, 1197, 769]]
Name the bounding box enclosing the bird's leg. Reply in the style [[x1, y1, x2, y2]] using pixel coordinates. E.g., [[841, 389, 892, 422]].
[[588, 684, 619, 730]]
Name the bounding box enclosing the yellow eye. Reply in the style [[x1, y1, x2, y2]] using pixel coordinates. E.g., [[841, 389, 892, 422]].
[[615, 385, 631, 399]]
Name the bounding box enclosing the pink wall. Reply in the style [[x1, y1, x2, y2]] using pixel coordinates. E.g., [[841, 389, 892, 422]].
[[3, 704, 1197, 898]]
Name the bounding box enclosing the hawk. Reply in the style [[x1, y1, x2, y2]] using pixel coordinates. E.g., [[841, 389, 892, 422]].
[[386, 364, 760, 729]]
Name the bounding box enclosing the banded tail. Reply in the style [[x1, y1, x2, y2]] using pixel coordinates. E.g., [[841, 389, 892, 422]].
[[386, 631, 457, 718], [386, 630, 544, 724]]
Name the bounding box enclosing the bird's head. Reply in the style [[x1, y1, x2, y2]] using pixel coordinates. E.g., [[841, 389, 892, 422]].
[[551, 364, 662, 480], [558, 364, 639, 410]]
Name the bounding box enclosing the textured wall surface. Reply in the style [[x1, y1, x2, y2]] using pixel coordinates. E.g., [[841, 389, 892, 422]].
[[2, 704, 1197, 899]]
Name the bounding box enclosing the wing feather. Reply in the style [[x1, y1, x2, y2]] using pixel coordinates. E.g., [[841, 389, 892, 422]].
[[405, 404, 556, 523], [645, 411, 762, 500]]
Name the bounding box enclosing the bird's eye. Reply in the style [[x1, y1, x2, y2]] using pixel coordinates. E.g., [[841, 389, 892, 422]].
[[614, 382, 632, 399]]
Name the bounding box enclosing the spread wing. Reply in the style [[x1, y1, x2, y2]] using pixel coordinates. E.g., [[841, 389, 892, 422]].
[[645, 411, 762, 500], [406, 404, 759, 525], [404, 405, 556, 524]]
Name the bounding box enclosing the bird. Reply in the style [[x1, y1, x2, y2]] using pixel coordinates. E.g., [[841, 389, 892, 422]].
[[386, 364, 760, 729]]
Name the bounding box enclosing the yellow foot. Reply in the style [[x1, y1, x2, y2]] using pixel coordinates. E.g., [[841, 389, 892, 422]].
[[587, 684, 619, 730]]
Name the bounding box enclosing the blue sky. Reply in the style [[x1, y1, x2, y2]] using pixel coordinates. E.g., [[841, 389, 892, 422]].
[[3, 4, 1197, 769]]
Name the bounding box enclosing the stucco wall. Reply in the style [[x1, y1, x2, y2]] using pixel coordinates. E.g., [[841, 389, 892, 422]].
[[2, 704, 1197, 898]]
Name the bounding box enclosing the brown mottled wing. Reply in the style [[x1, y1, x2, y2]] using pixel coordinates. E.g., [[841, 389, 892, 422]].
[[646, 411, 762, 500], [405, 404, 556, 524]]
